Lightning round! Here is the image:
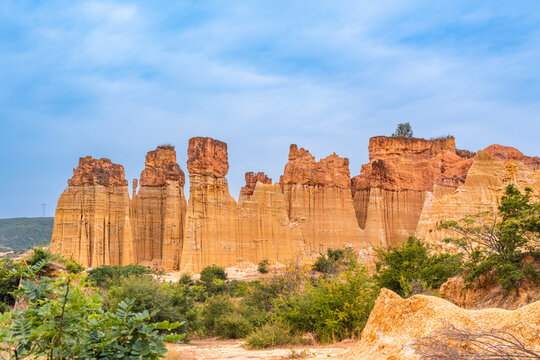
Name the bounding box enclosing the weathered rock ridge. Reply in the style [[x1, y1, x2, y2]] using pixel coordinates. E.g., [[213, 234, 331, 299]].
[[51, 136, 539, 272], [346, 289, 540, 360]]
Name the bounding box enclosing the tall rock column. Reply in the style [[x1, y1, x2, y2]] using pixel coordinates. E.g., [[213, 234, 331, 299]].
[[50, 157, 135, 267], [180, 137, 241, 272], [280, 145, 364, 254], [131, 145, 187, 271]]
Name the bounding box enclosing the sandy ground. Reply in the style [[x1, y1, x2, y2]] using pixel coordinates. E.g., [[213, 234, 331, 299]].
[[166, 339, 354, 360], [159, 262, 288, 283]]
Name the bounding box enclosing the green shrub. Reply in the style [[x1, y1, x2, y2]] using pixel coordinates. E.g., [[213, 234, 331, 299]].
[[239, 298, 269, 328], [278, 259, 379, 343], [87, 264, 152, 287], [258, 259, 270, 273], [200, 265, 227, 283], [179, 273, 194, 285], [105, 275, 198, 334], [246, 323, 307, 349], [0, 261, 184, 359], [214, 312, 253, 339], [313, 248, 345, 274], [0, 259, 19, 312], [439, 185, 539, 291], [65, 256, 84, 274], [374, 237, 463, 297], [201, 294, 236, 333], [229, 279, 249, 297]]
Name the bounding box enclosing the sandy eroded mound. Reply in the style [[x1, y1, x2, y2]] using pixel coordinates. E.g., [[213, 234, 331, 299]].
[[346, 288, 540, 360]]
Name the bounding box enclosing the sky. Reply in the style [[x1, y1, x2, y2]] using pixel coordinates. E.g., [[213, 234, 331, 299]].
[[1, 0, 539, 218]]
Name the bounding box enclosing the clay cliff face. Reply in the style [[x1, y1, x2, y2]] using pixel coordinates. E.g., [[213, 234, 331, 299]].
[[51, 136, 539, 273], [352, 136, 473, 247], [50, 157, 134, 267], [131, 146, 187, 271], [416, 149, 540, 244], [281, 145, 365, 253]]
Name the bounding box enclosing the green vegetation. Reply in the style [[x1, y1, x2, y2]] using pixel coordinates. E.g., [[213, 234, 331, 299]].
[[258, 259, 270, 273], [0, 186, 535, 355], [391, 122, 413, 138], [374, 237, 463, 297], [439, 184, 539, 291], [0, 260, 184, 359], [0, 217, 53, 252]]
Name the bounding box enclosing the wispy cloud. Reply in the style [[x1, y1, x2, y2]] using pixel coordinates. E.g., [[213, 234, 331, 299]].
[[1, 0, 539, 217]]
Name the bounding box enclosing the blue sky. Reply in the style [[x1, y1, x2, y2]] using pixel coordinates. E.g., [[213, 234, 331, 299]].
[[1, 0, 539, 218]]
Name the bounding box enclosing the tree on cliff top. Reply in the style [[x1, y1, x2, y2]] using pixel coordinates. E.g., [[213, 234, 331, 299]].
[[392, 122, 413, 138]]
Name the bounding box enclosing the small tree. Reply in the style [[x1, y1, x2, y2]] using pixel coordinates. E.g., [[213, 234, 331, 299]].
[[392, 122, 413, 138], [438, 184, 539, 291]]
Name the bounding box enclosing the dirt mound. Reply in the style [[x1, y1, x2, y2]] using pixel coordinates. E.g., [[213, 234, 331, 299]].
[[345, 288, 540, 360]]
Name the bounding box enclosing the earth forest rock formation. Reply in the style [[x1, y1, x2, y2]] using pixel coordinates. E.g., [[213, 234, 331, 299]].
[[50, 136, 540, 272]]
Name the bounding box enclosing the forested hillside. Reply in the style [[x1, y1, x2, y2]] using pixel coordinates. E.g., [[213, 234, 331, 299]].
[[0, 217, 53, 252]]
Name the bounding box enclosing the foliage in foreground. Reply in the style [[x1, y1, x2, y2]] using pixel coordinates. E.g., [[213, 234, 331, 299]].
[[439, 184, 539, 291], [0, 261, 184, 360], [374, 237, 463, 297]]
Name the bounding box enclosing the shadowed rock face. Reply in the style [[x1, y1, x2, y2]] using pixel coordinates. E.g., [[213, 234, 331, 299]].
[[240, 172, 272, 196], [68, 156, 128, 186], [140, 146, 185, 187], [187, 137, 229, 177]]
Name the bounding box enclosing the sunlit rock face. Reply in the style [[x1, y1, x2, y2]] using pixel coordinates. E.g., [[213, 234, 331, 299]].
[[352, 136, 473, 248], [280, 145, 366, 253], [50, 136, 539, 273], [131, 146, 187, 271], [50, 156, 135, 267], [416, 149, 540, 244], [345, 288, 540, 360], [180, 137, 242, 272]]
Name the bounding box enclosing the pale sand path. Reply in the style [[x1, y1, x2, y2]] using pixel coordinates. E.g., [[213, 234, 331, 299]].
[[166, 339, 354, 360]]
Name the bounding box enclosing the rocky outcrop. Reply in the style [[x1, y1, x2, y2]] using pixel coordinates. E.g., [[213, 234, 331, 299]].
[[180, 137, 242, 272], [281, 145, 365, 253], [131, 146, 187, 271], [240, 172, 272, 196], [416, 150, 540, 244], [352, 136, 473, 247], [484, 144, 540, 170], [50, 157, 135, 267], [346, 289, 540, 360]]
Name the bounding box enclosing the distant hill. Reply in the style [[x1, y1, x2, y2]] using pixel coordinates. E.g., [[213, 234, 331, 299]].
[[0, 217, 53, 252]]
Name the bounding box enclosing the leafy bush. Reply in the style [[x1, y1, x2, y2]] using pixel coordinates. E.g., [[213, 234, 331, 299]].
[[200, 265, 227, 283], [65, 256, 84, 274], [105, 275, 198, 334], [278, 258, 379, 343], [258, 259, 270, 273], [374, 237, 463, 297], [246, 323, 307, 349], [87, 264, 152, 287], [313, 248, 345, 274], [439, 185, 539, 291], [0, 259, 19, 312], [214, 312, 253, 339], [0, 261, 184, 359], [200, 294, 236, 333]]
